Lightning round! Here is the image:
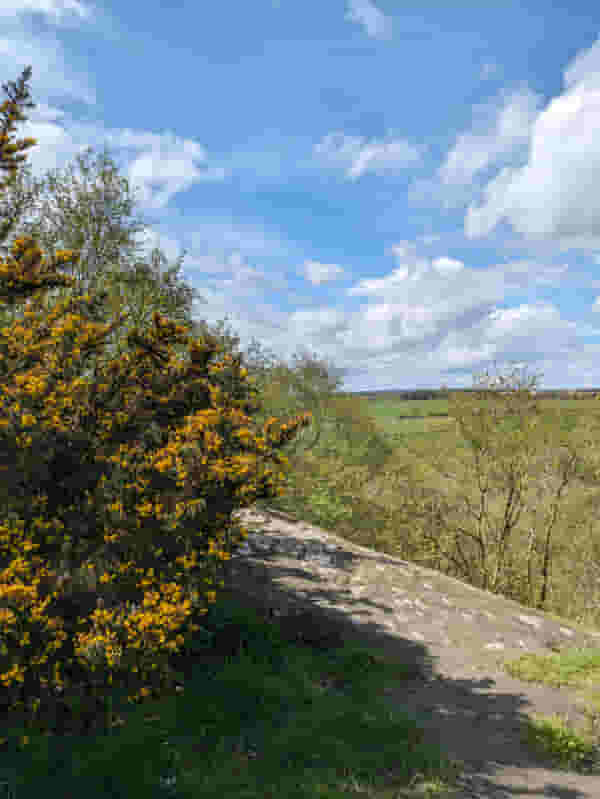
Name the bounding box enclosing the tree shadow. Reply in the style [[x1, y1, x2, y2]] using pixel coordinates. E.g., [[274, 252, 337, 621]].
[[12, 504, 600, 797], [208, 506, 600, 797]]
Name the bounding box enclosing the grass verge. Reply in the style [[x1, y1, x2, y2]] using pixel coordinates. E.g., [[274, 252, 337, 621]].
[[500, 644, 600, 774], [0, 593, 466, 798]]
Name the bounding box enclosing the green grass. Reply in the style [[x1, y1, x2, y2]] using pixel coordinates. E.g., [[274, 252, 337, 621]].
[[4, 392, 600, 794], [501, 645, 600, 773], [0, 595, 465, 798]]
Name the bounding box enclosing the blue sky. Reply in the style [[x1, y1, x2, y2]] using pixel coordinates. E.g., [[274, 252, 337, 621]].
[[4, 0, 600, 393]]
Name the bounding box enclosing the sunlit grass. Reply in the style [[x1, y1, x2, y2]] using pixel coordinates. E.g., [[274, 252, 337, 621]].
[[519, 711, 600, 774], [497, 645, 600, 772]]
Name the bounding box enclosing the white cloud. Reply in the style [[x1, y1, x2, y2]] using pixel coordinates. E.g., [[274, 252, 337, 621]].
[[439, 86, 542, 187], [0, 0, 91, 22], [0, 33, 98, 107], [0, 22, 248, 272], [387, 240, 418, 259], [100, 129, 229, 211], [272, 239, 598, 391], [3, 104, 237, 258], [432, 256, 464, 276], [406, 86, 542, 214], [344, 0, 392, 39], [463, 165, 519, 238], [563, 36, 600, 90], [301, 259, 345, 285], [0, 50, 299, 295], [190, 236, 577, 391], [4, 0, 600, 391], [465, 36, 600, 249], [314, 131, 421, 180]]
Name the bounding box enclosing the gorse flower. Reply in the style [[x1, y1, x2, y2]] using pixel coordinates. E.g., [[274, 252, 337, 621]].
[[0, 66, 313, 741]]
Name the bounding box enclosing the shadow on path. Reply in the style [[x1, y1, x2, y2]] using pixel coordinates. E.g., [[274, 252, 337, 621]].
[[215, 505, 600, 798]]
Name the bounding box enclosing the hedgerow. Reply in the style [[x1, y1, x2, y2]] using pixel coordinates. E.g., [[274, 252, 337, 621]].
[[0, 66, 312, 741]]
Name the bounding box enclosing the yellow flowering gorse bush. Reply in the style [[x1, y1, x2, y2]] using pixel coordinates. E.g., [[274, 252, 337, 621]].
[[0, 67, 313, 741]]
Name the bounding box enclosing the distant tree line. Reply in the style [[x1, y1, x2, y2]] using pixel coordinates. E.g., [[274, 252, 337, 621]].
[[338, 388, 600, 401]]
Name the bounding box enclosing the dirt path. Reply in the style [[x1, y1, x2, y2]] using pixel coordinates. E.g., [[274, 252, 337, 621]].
[[379, 646, 600, 797], [219, 504, 600, 797]]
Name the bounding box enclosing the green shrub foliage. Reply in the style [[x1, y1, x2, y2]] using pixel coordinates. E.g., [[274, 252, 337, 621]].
[[0, 66, 313, 739]]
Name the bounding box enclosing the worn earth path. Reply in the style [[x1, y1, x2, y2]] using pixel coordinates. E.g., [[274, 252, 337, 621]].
[[216, 504, 600, 798]]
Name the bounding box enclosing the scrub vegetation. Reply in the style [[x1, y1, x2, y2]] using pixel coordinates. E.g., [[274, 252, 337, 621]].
[[1, 66, 600, 797]]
